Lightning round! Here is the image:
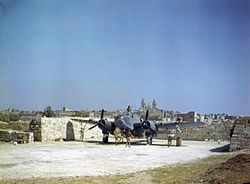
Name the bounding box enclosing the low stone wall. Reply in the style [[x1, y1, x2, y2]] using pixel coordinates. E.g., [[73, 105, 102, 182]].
[[181, 120, 234, 141], [0, 130, 34, 143], [230, 117, 250, 151], [157, 120, 234, 141]]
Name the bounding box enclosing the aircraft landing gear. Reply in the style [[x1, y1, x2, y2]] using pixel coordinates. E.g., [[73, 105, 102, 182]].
[[102, 131, 109, 143], [146, 136, 153, 145], [145, 131, 153, 145]]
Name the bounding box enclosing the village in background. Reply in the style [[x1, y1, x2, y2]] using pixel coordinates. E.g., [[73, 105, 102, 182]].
[[0, 98, 249, 153]]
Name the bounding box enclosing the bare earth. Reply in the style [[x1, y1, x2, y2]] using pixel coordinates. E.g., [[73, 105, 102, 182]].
[[202, 152, 250, 184], [0, 139, 228, 180]]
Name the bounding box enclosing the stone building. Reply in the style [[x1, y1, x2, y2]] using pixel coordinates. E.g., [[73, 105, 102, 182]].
[[152, 98, 157, 110], [140, 98, 146, 110], [178, 111, 198, 122], [139, 98, 158, 111]]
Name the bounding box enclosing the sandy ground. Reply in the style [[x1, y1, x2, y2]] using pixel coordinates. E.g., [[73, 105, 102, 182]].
[[0, 139, 228, 179]]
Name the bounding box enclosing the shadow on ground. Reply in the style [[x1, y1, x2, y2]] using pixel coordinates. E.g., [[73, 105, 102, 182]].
[[83, 139, 182, 147], [209, 144, 230, 153]]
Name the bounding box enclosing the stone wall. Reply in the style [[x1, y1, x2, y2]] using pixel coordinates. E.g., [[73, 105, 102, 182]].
[[157, 120, 234, 141], [0, 120, 33, 143], [40, 117, 102, 142], [230, 117, 250, 151], [181, 120, 234, 141], [0, 130, 34, 143]]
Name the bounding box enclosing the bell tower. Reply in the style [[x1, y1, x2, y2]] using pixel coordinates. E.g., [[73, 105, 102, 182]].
[[152, 98, 157, 110]]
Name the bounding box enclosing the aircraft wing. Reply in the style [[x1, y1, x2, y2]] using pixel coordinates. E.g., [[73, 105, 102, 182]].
[[156, 121, 205, 129], [70, 118, 97, 124], [71, 117, 114, 122]]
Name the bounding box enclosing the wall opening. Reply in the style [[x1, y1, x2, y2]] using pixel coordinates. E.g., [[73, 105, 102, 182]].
[[66, 121, 75, 141]]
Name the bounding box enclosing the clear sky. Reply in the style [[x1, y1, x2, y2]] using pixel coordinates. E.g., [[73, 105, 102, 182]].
[[0, 0, 249, 115]]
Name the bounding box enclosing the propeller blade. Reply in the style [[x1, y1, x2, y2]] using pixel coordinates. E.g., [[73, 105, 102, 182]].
[[145, 110, 149, 121], [101, 109, 104, 119], [88, 124, 98, 130]]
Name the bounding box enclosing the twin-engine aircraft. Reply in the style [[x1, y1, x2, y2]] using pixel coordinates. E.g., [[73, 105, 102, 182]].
[[72, 108, 204, 144]]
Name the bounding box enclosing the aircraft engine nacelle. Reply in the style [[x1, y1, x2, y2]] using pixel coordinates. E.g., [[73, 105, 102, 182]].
[[142, 121, 157, 132], [97, 119, 112, 130]]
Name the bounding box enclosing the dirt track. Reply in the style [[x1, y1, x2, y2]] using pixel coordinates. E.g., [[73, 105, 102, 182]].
[[0, 139, 228, 180]]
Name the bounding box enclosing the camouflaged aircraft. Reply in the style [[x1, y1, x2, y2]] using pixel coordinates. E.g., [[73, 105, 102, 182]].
[[71, 107, 204, 145]]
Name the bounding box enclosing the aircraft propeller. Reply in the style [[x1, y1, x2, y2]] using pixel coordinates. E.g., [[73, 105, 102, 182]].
[[142, 110, 149, 128], [100, 109, 104, 119], [141, 110, 157, 133], [88, 109, 108, 130]]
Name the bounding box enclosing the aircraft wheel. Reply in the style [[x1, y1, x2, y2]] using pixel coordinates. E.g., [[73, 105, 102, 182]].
[[146, 137, 152, 145]]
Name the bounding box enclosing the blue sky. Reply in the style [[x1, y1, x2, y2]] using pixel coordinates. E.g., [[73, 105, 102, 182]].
[[0, 0, 249, 115]]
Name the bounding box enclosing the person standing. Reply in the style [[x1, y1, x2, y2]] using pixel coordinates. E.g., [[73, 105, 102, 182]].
[[79, 124, 86, 141], [175, 124, 182, 146]]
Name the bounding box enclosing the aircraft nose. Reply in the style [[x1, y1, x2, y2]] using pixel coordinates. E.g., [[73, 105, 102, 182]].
[[116, 119, 125, 129]]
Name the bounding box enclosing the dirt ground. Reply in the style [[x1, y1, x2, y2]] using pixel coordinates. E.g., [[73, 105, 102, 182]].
[[0, 151, 242, 184], [201, 150, 250, 184], [1, 143, 249, 184], [0, 139, 227, 180]]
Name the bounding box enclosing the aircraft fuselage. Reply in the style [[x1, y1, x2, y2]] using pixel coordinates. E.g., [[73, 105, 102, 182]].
[[113, 112, 144, 137]]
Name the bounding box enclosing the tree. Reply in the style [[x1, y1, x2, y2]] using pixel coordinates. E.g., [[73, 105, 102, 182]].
[[43, 106, 55, 117], [74, 111, 83, 117]]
